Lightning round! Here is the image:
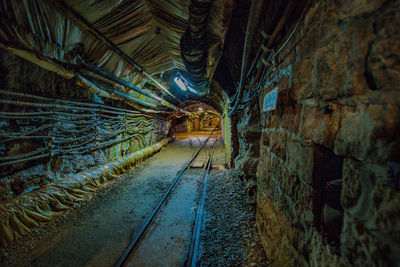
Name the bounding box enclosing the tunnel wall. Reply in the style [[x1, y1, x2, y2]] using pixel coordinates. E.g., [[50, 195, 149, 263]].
[[0, 50, 169, 201], [237, 1, 400, 266], [235, 100, 260, 204], [223, 115, 235, 168], [0, 137, 172, 247]]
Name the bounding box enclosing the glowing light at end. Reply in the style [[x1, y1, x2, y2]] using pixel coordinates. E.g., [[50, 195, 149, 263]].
[[173, 77, 187, 91], [199, 107, 203, 111]]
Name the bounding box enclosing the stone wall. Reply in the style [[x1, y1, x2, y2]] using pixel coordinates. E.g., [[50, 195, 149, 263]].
[[0, 50, 169, 201], [237, 0, 400, 265], [235, 101, 260, 204]]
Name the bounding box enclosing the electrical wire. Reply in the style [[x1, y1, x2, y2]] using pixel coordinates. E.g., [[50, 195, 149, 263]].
[[0, 89, 146, 116], [0, 92, 156, 168], [239, 0, 311, 108]]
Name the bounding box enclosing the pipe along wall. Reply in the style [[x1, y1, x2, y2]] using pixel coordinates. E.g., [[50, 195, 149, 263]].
[[0, 49, 171, 234]]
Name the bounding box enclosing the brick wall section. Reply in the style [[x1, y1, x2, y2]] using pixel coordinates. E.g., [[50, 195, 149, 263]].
[[237, 0, 400, 265]]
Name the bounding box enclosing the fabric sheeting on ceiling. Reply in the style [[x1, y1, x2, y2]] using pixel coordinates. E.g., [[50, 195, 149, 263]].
[[0, 0, 234, 87]]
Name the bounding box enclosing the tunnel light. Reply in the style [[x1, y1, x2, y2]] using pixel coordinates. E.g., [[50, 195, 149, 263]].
[[198, 107, 203, 111], [174, 73, 199, 94], [173, 76, 187, 91], [187, 86, 198, 94]]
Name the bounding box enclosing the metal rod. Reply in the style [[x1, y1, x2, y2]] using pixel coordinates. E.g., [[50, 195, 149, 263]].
[[80, 59, 179, 111], [115, 134, 213, 267], [76, 74, 163, 113], [186, 138, 218, 267], [264, 0, 297, 51], [0, 153, 50, 167], [0, 42, 160, 113], [0, 98, 158, 113], [0, 89, 146, 116], [227, 0, 264, 117], [241, 0, 297, 100], [44, 0, 180, 101]]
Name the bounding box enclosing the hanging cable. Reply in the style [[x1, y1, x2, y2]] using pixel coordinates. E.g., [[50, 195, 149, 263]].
[[239, 0, 311, 108], [227, 0, 265, 117]]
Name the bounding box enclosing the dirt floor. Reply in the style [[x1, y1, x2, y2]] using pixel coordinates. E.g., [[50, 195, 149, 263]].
[[0, 134, 268, 267]]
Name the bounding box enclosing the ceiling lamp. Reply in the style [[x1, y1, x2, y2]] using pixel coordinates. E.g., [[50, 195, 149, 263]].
[[173, 72, 199, 94], [187, 86, 198, 94], [173, 76, 187, 91]]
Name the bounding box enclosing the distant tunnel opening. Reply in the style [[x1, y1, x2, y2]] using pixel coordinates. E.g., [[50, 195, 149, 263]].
[[171, 103, 222, 135], [0, 0, 398, 266]]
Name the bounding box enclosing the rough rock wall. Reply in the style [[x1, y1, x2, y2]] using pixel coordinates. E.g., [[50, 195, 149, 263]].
[[235, 101, 260, 204], [0, 50, 169, 201], [237, 0, 400, 266]]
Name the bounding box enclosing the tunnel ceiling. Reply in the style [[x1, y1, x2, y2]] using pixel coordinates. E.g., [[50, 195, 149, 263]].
[[0, 0, 309, 117], [0, 0, 239, 114]]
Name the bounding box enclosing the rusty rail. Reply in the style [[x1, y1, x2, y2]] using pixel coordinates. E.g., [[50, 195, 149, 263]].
[[186, 137, 218, 267], [115, 133, 213, 267]]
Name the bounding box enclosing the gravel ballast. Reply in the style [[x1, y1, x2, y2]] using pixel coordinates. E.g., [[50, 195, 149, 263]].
[[199, 170, 269, 266]]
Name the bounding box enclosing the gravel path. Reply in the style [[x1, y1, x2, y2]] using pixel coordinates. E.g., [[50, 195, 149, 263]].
[[200, 170, 269, 267], [0, 140, 197, 267], [0, 138, 269, 266]]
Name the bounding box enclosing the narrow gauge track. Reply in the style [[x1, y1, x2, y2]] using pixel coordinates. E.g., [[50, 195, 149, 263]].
[[186, 138, 217, 267], [115, 131, 220, 267]]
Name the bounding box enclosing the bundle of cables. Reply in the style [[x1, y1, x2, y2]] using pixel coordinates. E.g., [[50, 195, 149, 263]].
[[0, 90, 154, 168]]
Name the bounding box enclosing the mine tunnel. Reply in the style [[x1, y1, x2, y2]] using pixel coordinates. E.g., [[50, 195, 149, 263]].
[[0, 0, 399, 266]]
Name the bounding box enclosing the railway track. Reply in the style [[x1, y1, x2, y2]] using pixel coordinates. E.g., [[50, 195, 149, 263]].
[[186, 138, 217, 267], [115, 131, 220, 267]]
